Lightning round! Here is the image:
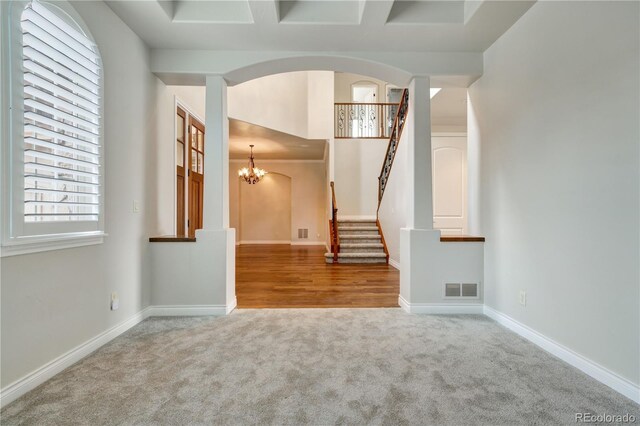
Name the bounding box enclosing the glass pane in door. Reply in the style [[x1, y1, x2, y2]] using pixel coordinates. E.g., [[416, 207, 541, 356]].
[[176, 142, 184, 166], [197, 130, 204, 152], [177, 115, 184, 143]]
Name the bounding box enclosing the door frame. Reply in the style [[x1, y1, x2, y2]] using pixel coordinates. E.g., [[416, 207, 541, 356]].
[[188, 115, 205, 238], [174, 97, 205, 236]]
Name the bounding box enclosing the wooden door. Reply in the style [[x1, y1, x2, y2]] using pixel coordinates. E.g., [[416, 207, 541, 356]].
[[188, 117, 205, 237], [432, 136, 467, 235], [176, 107, 186, 236]]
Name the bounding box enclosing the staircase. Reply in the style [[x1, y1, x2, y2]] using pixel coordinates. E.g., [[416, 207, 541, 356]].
[[325, 219, 388, 264], [326, 88, 408, 266]]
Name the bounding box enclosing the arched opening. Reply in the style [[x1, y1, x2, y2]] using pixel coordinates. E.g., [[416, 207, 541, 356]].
[[222, 55, 412, 88], [238, 172, 292, 244], [225, 66, 401, 309]]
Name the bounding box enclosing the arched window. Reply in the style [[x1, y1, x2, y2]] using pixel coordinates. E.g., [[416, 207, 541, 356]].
[[1, 1, 104, 255]]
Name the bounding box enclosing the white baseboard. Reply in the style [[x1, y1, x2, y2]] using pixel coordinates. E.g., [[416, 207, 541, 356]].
[[398, 295, 483, 314], [238, 240, 291, 245], [389, 258, 400, 270], [398, 295, 410, 313], [484, 306, 640, 404], [226, 297, 237, 314], [149, 305, 228, 316], [0, 306, 153, 408], [290, 241, 326, 246], [4, 302, 637, 410], [0, 304, 234, 408]]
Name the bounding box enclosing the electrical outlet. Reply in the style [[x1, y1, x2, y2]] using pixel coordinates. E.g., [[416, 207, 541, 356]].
[[519, 290, 526, 307], [133, 200, 140, 213], [111, 292, 119, 311]]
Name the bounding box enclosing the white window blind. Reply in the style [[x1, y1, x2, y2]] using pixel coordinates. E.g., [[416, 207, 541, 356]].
[[21, 1, 101, 223]]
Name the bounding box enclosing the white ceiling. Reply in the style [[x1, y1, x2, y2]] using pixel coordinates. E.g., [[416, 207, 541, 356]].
[[431, 88, 467, 128], [105, 0, 535, 52], [103, 1, 524, 159], [229, 119, 326, 160]]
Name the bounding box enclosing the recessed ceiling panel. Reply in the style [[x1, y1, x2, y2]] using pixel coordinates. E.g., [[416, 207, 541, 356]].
[[387, 1, 464, 24], [279, 0, 360, 24], [105, 0, 535, 52], [173, 0, 253, 23]]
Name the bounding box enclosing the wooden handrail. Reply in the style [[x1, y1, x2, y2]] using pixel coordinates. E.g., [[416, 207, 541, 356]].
[[377, 88, 409, 213], [376, 219, 389, 264], [330, 181, 337, 211], [329, 181, 339, 262]]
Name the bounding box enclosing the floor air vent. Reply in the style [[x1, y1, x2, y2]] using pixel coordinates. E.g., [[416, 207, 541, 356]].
[[298, 228, 308, 239], [444, 283, 479, 298]]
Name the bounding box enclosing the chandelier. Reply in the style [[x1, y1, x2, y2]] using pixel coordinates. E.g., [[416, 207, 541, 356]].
[[238, 144, 267, 184]]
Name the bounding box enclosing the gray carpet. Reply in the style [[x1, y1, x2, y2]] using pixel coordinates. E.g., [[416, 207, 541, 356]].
[[2, 309, 638, 425]]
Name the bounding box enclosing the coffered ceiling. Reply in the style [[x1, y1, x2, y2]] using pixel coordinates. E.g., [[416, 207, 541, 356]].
[[105, 0, 535, 52]]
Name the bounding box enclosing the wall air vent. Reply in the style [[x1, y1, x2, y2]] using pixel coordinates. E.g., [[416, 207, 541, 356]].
[[445, 283, 461, 297], [444, 283, 479, 299], [298, 228, 308, 239]]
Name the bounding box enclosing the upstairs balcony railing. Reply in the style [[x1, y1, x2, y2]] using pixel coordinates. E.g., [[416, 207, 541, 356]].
[[334, 102, 398, 139]]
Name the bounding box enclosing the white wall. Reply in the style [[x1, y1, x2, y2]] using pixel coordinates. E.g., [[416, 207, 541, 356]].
[[334, 72, 388, 103], [150, 229, 234, 307], [239, 173, 292, 242], [469, 1, 639, 385], [333, 138, 388, 218], [307, 71, 334, 139], [155, 84, 205, 235], [229, 160, 327, 245], [378, 126, 409, 266], [1, 1, 158, 388], [227, 71, 333, 140]]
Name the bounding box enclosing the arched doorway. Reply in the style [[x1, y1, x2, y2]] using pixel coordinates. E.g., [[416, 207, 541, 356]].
[[238, 173, 292, 244]]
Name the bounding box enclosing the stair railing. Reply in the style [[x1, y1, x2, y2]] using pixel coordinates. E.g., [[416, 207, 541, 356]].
[[329, 181, 339, 262], [334, 103, 398, 139], [377, 88, 409, 214]]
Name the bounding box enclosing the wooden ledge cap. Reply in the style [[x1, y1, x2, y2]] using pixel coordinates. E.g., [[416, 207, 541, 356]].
[[440, 236, 485, 242], [149, 236, 196, 242]]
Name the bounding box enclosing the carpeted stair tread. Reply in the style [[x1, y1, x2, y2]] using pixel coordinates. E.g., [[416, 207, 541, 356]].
[[337, 226, 379, 231], [330, 217, 388, 264], [325, 252, 387, 258]]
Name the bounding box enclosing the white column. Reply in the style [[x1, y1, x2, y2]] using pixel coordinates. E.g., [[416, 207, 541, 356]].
[[406, 76, 433, 230], [203, 75, 229, 229], [400, 76, 436, 312]]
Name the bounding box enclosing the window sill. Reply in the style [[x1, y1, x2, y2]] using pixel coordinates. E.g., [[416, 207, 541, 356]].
[[0, 232, 107, 257]]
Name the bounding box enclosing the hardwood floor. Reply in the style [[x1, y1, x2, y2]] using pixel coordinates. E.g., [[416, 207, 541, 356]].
[[236, 244, 399, 308]]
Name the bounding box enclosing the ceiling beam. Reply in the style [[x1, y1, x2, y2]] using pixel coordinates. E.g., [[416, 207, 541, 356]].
[[358, 0, 395, 25], [248, 0, 280, 25], [155, 0, 175, 20], [150, 50, 483, 87]]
